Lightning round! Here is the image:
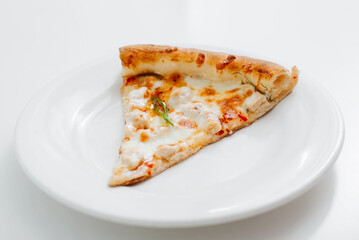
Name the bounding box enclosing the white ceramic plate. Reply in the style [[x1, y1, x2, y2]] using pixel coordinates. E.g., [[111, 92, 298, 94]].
[[15, 52, 344, 228]]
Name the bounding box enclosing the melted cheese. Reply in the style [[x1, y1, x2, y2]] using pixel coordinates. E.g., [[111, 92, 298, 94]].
[[175, 102, 221, 134], [124, 87, 148, 110], [122, 126, 194, 161], [125, 109, 150, 129], [185, 76, 244, 92], [119, 147, 144, 170], [117, 76, 269, 172], [168, 87, 194, 107]]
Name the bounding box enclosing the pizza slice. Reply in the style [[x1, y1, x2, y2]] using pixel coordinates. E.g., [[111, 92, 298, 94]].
[[109, 45, 298, 186]]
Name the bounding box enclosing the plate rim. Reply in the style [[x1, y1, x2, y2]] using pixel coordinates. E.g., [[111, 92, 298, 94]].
[[14, 54, 345, 228]]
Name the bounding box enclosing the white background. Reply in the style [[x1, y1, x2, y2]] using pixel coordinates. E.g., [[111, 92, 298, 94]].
[[1, 0, 358, 239]]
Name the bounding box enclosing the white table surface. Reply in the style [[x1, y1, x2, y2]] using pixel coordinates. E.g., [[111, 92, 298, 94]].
[[1, 0, 358, 239]]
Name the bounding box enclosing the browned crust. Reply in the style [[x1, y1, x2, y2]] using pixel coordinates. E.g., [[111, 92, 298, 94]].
[[120, 45, 283, 77], [111, 176, 150, 186], [119, 44, 298, 101]]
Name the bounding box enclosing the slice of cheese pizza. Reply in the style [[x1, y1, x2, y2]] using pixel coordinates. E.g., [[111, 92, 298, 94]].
[[109, 45, 298, 186]]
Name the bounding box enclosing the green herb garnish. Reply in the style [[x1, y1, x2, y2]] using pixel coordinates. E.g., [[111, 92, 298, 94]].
[[151, 95, 174, 127]]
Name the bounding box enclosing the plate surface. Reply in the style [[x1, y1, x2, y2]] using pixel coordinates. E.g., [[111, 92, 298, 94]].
[[15, 53, 344, 228]]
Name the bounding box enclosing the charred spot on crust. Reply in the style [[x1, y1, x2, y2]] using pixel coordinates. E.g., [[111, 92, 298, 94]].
[[161, 46, 178, 53], [216, 55, 236, 70], [227, 55, 236, 61], [122, 54, 134, 67], [196, 53, 205, 67]]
